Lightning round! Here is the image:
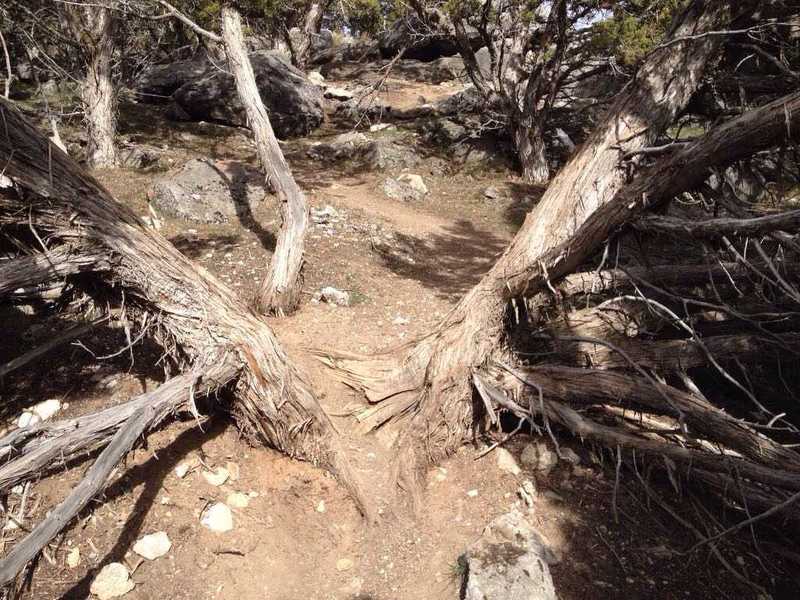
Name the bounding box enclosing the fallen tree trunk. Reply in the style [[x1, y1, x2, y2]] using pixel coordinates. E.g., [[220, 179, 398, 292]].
[[221, 7, 309, 316], [0, 96, 367, 582], [0, 246, 106, 298]]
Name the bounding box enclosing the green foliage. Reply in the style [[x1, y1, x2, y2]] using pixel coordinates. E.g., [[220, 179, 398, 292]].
[[593, 0, 685, 66]]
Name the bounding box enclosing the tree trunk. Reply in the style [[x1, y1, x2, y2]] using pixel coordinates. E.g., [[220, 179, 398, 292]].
[[514, 121, 549, 184], [221, 7, 309, 316], [291, 2, 324, 70], [65, 5, 117, 168], [325, 0, 742, 484], [0, 97, 365, 507]]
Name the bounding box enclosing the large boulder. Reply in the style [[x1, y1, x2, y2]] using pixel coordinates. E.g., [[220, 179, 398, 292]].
[[379, 14, 483, 61], [393, 56, 466, 84], [307, 132, 421, 171], [463, 510, 558, 600], [136, 52, 324, 138], [147, 159, 267, 223], [311, 39, 382, 67]]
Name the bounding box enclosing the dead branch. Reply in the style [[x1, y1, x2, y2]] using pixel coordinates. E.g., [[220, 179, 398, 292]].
[[636, 210, 800, 238]]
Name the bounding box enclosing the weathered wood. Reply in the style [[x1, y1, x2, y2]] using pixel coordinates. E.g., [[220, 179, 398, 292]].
[[0, 247, 106, 298], [636, 210, 800, 238], [221, 7, 309, 316], [64, 4, 117, 167]]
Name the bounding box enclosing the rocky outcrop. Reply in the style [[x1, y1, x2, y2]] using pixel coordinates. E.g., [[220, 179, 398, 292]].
[[308, 132, 421, 171], [311, 39, 382, 67], [463, 510, 558, 600], [147, 159, 267, 223], [135, 52, 324, 138]]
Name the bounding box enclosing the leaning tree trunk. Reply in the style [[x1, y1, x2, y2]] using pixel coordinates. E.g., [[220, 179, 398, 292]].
[[221, 7, 309, 316], [291, 2, 324, 70], [65, 4, 117, 168], [325, 0, 739, 487], [0, 98, 367, 581]]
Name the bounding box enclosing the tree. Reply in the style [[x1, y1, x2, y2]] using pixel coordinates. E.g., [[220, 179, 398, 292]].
[[0, 96, 367, 584], [326, 0, 756, 485], [64, 2, 118, 168]]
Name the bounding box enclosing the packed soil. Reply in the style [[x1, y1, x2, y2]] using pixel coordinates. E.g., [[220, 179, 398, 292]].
[[1, 67, 789, 600]]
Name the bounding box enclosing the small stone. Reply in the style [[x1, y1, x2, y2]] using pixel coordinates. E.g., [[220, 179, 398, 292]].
[[32, 399, 61, 421], [201, 503, 233, 533], [316, 500, 326, 513], [369, 123, 394, 132], [16, 412, 41, 428], [90, 563, 135, 600], [559, 448, 581, 465], [466, 489, 479, 498], [324, 86, 353, 100], [336, 558, 354, 572], [227, 492, 250, 508], [521, 442, 558, 474], [392, 315, 410, 326], [174, 456, 199, 479], [518, 479, 537, 508], [311, 205, 339, 225], [434, 467, 447, 482], [320, 287, 350, 307], [308, 71, 325, 85], [202, 466, 230, 487], [132, 531, 172, 560], [67, 547, 81, 568], [483, 186, 501, 199], [496, 448, 521, 476]]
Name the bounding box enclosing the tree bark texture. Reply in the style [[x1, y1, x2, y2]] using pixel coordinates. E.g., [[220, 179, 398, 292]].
[[221, 7, 309, 316], [65, 4, 118, 168]]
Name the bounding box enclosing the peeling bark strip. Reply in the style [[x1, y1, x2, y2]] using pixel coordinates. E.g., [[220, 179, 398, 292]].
[[221, 7, 309, 316], [64, 3, 117, 168]]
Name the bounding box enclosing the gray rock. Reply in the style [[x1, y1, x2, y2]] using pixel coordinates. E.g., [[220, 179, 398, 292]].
[[464, 510, 557, 600], [307, 71, 325, 86], [320, 287, 350, 306], [496, 447, 521, 476], [426, 118, 467, 145], [308, 134, 420, 171], [383, 174, 428, 202], [90, 563, 135, 600], [148, 159, 266, 223], [138, 52, 324, 138], [324, 86, 354, 101], [379, 13, 482, 61], [393, 56, 467, 84], [484, 186, 501, 199], [311, 39, 381, 67], [311, 205, 340, 225], [521, 442, 558, 474], [117, 143, 163, 169]]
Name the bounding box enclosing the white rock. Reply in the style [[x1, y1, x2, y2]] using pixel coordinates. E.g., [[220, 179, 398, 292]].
[[336, 558, 354, 571], [174, 456, 199, 479], [132, 531, 172, 560], [316, 500, 326, 513], [521, 442, 558, 473], [201, 503, 233, 533], [397, 174, 428, 195], [67, 547, 81, 568], [324, 86, 353, 100], [32, 399, 61, 421], [496, 448, 521, 476], [308, 71, 325, 85], [227, 492, 250, 508], [392, 315, 410, 326], [369, 123, 395, 132], [226, 461, 241, 481], [16, 412, 41, 428], [90, 563, 135, 600], [320, 287, 350, 307], [311, 205, 339, 225], [466, 489, 479, 498], [202, 466, 230, 487]]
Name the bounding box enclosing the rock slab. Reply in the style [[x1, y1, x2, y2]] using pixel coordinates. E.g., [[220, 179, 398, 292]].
[[464, 510, 557, 600]]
